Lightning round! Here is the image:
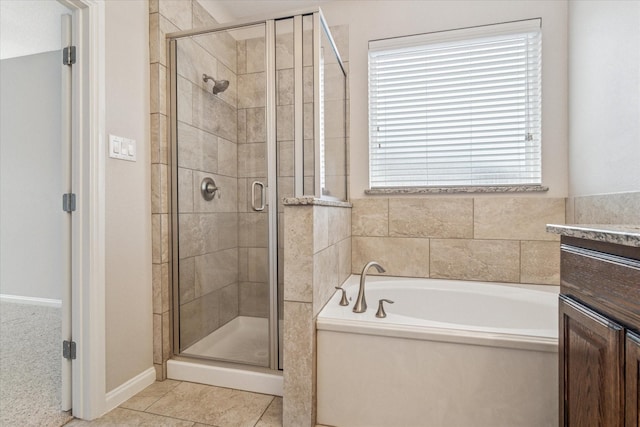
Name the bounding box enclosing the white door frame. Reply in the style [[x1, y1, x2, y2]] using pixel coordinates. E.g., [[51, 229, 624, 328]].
[[59, 0, 106, 420]]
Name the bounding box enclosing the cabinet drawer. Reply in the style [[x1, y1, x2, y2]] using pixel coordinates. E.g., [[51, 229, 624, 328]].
[[561, 245, 640, 328]]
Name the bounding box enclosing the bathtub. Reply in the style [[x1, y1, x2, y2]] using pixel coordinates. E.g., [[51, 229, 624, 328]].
[[316, 275, 558, 427]]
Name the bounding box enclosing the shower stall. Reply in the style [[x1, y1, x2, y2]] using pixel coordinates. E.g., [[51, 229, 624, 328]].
[[167, 9, 347, 378]]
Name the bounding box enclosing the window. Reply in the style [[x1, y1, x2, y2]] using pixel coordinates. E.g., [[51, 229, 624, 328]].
[[368, 20, 541, 188]]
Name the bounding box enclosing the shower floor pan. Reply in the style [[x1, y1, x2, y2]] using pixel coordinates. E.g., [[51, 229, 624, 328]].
[[182, 316, 269, 366]]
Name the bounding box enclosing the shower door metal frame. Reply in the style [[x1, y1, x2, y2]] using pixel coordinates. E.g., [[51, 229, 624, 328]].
[[168, 17, 281, 371]]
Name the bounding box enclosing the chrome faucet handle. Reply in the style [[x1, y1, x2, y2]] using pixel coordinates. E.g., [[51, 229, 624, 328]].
[[334, 287, 349, 306], [375, 299, 394, 318]]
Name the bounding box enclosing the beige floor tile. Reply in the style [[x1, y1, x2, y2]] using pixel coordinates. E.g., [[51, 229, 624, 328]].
[[65, 407, 194, 426], [121, 380, 182, 411], [255, 396, 283, 427], [146, 382, 274, 427]]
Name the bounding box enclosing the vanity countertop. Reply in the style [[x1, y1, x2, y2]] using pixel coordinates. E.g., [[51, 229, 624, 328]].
[[546, 224, 640, 248]]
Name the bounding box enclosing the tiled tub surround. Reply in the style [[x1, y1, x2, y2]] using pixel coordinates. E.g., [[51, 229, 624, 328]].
[[566, 191, 640, 225], [283, 200, 351, 427], [351, 197, 566, 285]]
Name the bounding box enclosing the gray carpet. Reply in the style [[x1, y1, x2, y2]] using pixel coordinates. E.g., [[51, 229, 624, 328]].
[[0, 301, 72, 426]]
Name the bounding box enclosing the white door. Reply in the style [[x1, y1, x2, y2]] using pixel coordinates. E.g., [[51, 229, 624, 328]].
[[60, 13, 73, 412], [0, 0, 73, 416]]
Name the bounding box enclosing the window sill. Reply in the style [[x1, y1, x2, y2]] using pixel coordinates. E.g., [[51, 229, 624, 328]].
[[365, 185, 549, 195]]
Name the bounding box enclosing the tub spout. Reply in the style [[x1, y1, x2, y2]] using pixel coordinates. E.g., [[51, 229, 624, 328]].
[[353, 261, 386, 313]]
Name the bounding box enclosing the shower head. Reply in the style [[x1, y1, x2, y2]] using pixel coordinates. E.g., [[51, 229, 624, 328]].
[[202, 73, 229, 95]]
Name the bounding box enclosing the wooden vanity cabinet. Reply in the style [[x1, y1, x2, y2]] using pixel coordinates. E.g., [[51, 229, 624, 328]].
[[558, 236, 640, 427], [628, 332, 640, 427]]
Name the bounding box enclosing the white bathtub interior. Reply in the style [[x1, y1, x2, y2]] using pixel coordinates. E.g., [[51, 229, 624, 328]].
[[317, 275, 559, 427]]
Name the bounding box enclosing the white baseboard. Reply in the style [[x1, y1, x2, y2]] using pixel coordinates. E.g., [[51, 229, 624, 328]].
[[104, 367, 156, 413], [0, 294, 62, 308], [168, 359, 283, 396]]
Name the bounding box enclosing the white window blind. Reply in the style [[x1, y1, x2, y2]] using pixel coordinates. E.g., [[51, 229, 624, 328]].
[[368, 20, 542, 188]]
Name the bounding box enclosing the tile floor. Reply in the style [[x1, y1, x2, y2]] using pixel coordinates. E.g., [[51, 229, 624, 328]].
[[65, 380, 282, 427]]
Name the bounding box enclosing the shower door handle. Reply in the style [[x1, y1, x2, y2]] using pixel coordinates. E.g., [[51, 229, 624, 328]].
[[251, 181, 266, 211]]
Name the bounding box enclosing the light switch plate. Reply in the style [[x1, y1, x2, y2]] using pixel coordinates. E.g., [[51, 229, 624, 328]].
[[109, 134, 137, 162]]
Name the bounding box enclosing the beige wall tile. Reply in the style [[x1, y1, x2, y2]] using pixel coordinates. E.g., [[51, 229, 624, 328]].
[[156, 15, 180, 67], [276, 104, 294, 142], [239, 212, 268, 247], [275, 31, 294, 70], [159, 0, 192, 30], [278, 140, 294, 178], [521, 241, 561, 285], [237, 109, 247, 143], [192, 87, 237, 143], [238, 73, 266, 109], [217, 138, 237, 178], [338, 237, 352, 285], [351, 198, 388, 237], [239, 282, 269, 318], [201, 290, 221, 335], [474, 197, 565, 241], [565, 197, 575, 224], [389, 198, 473, 239], [237, 40, 247, 75], [313, 244, 339, 316], [151, 164, 168, 214], [153, 314, 163, 364], [150, 63, 167, 115], [195, 248, 238, 295], [162, 311, 171, 361], [352, 236, 430, 278], [283, 301, 314, 427], [313, 207, 329, 253], [574, 191, 640, 224], [238, 143, 266, 178], [277, 68, 294, 106], [430, 239, 520, 282], [177, 76, 192, 125], [179, 256, 196, 304], [219, 283, 239, 325], [248, 247, 269, 283], [192, 0, 216, 28], [177, 167, 193, 213], [161, 214, 170, 263], [179, 298, 202, 349], [199, 30, 237, 74], [217, 213, 238, 250], [328, 206, 351, 246], [150, 113, 167, 165], [246, 108, 266, 143], [215, 61, 237, 108], [177, 121, 217, 172], [284, 206, 313, 302], [329, 25, 349, 61], [152, 214, 162, 263], [152, 263, 163, 314], [246, 37, 266, 74]]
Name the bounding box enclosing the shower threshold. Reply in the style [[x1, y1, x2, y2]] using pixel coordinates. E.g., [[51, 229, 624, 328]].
[[168, 316, 282, 396], [182, 316, 269, 366]]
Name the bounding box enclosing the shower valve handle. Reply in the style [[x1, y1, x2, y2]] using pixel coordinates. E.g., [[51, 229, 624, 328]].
[[201, 177, 219, 201]]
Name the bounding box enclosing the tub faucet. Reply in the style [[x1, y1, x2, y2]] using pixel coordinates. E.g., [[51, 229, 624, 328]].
[[353, 261, 386, 313]]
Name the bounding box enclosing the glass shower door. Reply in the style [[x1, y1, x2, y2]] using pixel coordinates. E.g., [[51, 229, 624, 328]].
[[171, 23, 272, 368]]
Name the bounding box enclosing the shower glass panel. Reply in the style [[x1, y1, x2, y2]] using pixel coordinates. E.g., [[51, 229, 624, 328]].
[[319, 21, 347, 200], [169, 9, 347, 375], [171, 23, 272, 368]]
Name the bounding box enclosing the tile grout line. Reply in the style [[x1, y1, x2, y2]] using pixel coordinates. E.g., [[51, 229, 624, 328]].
[[252, 395, 277, 427]]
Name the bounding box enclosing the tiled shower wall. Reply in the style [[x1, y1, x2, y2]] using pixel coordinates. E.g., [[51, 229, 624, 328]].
[[351, 197, 566, 285]]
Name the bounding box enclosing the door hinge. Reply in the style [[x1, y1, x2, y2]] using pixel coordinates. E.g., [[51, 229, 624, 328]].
[[63, 46, 76, 65], [62, 193, 76, 213], [63, 340, 76, 360]]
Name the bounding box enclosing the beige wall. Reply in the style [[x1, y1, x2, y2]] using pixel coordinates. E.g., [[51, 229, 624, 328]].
[[352, 197, 565, 285], [568, 1, 640, 197], [319, 0, 569, 198], [105, 0, 152, 392]]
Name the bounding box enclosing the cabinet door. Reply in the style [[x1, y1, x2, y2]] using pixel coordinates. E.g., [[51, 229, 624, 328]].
[[627, 332, 640, 427], [559, 295, 625, 427]]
